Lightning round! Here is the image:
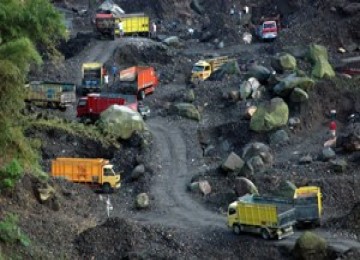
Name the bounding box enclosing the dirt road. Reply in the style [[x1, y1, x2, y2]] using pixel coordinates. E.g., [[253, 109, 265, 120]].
[[134, 118, 225, 230]]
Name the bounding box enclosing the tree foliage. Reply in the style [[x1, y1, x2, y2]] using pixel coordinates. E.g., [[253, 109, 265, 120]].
[[0, 0, 66, 166]]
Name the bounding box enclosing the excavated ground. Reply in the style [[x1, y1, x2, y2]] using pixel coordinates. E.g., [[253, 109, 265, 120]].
[[1, 0, 360, 259]]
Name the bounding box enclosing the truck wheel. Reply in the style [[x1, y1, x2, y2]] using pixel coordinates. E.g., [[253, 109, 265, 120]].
[[233, 225, 241, 235], [138, 90, 145, 100], [102, 183, 112, 194], [261, 228, 271, 240]]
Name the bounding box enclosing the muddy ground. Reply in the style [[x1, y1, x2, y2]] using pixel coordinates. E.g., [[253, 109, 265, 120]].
[[2, 0, 360, 259]]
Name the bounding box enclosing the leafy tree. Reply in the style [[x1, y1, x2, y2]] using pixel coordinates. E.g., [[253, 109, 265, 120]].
[[0, 0, 66, 165]]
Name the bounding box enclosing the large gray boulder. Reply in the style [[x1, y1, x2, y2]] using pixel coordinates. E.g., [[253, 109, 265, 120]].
[[293, 231, 328, 260], [173, 103, 201, 121], [239, 77, 260, 100], [269, 129, 289, 145], [247, 65, 272, 83], [189, 180, 212, 195], [242, 142, 273, 174], [131, 164, 145, 180], [234, 177, 259, 197], [250, 98, 289, 132], [273, 74, 315, 97], [99, 105, 146, 140], [222, 152, 245, 173]]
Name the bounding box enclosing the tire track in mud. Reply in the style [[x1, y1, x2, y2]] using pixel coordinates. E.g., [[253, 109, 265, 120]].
[[134, 118, 224, 230]]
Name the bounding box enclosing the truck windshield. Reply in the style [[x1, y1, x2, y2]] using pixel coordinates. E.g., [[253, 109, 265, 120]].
[[192, 66, 205, 72], [264, 23, 276, 29], [104, 167, 115, 176], [84, 69, 101, 79]]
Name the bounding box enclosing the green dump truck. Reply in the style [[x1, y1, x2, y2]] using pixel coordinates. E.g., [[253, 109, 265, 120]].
[[25, 81, 76, 110]]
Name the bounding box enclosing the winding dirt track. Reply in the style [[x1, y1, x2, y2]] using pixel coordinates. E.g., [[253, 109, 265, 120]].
[[134, 118, 224, 230]]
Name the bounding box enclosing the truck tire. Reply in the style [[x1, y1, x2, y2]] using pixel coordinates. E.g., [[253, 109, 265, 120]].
[[233, 225, 241, 235], [261, 228, 271, 240], [102, 183, 112, 194], [138, 90, 146, 100]]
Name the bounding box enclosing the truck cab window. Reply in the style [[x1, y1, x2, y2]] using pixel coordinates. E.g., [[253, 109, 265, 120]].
[[192, 66, 204, 72], [205, 66, 211, 71], [104, 168, 115, 176], [228, 208, 236, 215]]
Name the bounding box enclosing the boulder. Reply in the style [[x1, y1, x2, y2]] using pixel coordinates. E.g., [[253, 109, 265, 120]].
[[269, 129, 289, 145], [321, 147, 336, 161], [184, 89, 195, 103], [337, 123, 360, 151], [271, 53, 297, 73], [131, 164, 145, 180], [135, 193, 150, 209], [293, 231, 328, 260], [271, 180, 297, 198], [244, 106, 257, 119], [242, 142, 273, 174], [308, 44, 329, 62], [173, 103, 201, 121], [189, 181, 212, 195], [250, 98, 289, 132], [222, 152, 245, 173], [239, 80, 252, 100], [99, 105, 145, 140], [247, 65, 271, 83], [234, 177, 259, 197], [311, 56, 335, 79], [290, 87, 309, 103], [163, 36, 180, 47], [330, 159, 347, 173], [228, 90, 240, 101], [36, 183, 56, 202], [190, 0, 204, 15], [273, 74, 315, 97]]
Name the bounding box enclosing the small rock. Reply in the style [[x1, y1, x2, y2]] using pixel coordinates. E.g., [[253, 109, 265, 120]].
[[131, 164, 145, 180], [135, 193, 150, 209], [330, 159, 347, 173], [289, 117, 301, 127], [269, 129, 289, 146], [229, 90, 240, 101], [321, 147, 336, 161], [189, 181, 212, 195], [244, 106, 257, 119], [293, 231, 328, 260], [299, 155, 313, 164]]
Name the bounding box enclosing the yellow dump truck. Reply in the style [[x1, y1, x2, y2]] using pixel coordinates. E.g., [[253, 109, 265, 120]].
[[294, 186, 323, 226], [115, 13, 149, 36], [227, 194, 296, 239], [191, 56, 230, 82], [81, 62, 104, 95], [51, 158, 121, 193]]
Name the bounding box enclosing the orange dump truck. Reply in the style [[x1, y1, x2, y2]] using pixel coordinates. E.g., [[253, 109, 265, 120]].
[[51, 158, 121, 193], [119, 66, 158, 100]]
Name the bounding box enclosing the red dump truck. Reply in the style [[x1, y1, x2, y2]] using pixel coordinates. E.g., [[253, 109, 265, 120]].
[[255, 15, 280, 41], [76, 93, 150, 120], [119, 66, 158, 100]]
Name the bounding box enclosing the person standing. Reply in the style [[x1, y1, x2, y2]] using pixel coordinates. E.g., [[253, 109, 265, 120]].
[[150, 22, 157, 38], [111, 64, 117, 83], [118, 20, 124, 37], [104, 73, 109, 89], [329, 120, 337, 138]]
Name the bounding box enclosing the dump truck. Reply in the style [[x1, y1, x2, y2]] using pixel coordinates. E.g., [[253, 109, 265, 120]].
[[76, 93, 150, 120], [51, 158, 121, 193], [25, 81, 76, 110], [191, 56, 230, 82], [115, 13, 150, 37], [95, 13, 116, 40], [227, 194, 296, 240], [255, 15, 280, 41], [81, 62, 105, 95], [293, 186, 323, 226], [118, 66, 158, 100]]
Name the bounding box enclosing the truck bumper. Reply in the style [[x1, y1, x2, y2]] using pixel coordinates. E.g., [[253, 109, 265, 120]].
[[276, 226, 294, 240]]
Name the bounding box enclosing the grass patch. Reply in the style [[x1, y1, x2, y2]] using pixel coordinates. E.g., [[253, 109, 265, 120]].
[[0, 214, 30, 247], [26, 117, 120, 149]]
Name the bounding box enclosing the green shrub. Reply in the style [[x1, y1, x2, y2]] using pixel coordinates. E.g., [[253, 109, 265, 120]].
[[0, 214, 30, 247], [0, 159, 24, 191]]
